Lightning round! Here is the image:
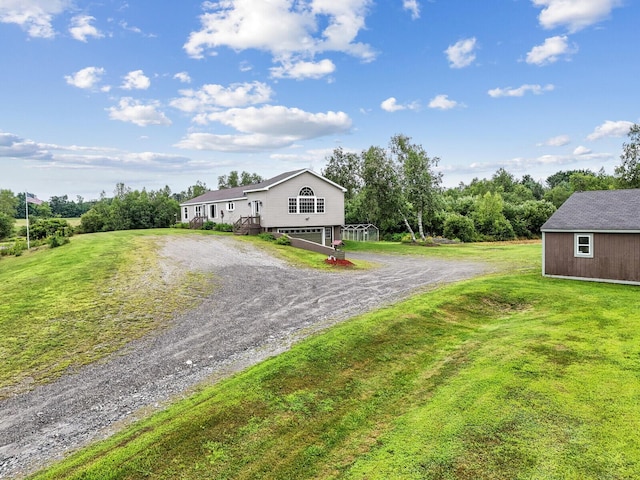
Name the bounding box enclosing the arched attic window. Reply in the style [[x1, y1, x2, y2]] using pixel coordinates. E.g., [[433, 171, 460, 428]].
[[288, 186, 325, 214]]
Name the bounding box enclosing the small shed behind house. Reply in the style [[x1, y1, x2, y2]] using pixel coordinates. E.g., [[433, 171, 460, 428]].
[[541, 189, 640, 286]]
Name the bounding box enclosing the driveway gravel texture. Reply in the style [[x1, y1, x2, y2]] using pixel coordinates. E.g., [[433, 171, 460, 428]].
[[0, 235, 489, 479]]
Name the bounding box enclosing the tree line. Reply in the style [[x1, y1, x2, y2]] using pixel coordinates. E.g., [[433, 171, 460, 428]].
[[1, 124, 638, 242], [322, 126, 640, 242]]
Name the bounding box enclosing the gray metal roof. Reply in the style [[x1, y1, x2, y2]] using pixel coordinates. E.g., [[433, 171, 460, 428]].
[[541, 189, 640, 231], [181, 169, 346, 205]]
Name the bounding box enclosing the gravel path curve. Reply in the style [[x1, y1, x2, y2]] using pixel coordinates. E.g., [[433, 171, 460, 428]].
[[0, 236, 488, 479]]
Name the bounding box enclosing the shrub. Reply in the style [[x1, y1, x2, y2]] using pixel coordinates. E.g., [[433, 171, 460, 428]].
[[202, 221, 215, 230], [48, 235, 70, 248], [214, 223, 233, 232], [0, 213, 14, 240], [400, 233, 415, 244], [171, 222, 190, 229], [258, 233, 276, 242], [382, 232, 405, 242], [443, 213, 476, 243], [28, 218, 73, 240], [275, 234, 291, 246], [0, 238, 27, 257]]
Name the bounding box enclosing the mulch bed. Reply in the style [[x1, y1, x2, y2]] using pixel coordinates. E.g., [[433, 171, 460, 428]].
[[324, 257, 355, 267]]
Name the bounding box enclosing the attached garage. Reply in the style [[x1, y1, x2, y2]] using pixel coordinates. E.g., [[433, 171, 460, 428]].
[[277, 227, 324, 245]]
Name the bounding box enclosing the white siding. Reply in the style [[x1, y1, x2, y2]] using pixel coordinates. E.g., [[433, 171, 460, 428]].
[[182, 199, 248, 223]]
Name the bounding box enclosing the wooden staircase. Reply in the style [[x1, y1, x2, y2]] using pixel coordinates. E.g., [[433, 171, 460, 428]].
[[233, 216, 262, 235], [189, 216, 206, 229]]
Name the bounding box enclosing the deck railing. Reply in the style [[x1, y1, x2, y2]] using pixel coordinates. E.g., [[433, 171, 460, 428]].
[[233, 216, 261, 235]]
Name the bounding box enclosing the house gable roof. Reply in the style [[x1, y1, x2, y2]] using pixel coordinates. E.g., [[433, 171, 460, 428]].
[[243, 169, 347, 193], [541, 189, 640, 232], [181, 169, 346, 205]]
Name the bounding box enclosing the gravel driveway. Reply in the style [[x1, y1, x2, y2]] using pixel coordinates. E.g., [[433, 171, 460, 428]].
[[0, 235, 488, 478]]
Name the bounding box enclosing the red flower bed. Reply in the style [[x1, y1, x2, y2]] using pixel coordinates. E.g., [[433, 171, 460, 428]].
[[324, 257, 355, 267]]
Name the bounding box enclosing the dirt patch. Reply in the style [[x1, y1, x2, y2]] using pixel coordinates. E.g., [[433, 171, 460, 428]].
[[0, 235, 488, 479]]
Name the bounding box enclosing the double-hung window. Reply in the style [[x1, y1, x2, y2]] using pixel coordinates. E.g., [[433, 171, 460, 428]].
[[575, 233, 593, 258], [227, 202, 235, 211]]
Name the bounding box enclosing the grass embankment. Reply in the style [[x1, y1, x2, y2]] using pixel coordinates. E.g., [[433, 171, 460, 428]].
[[0, 229, 212, 397], [28, 240, 640, 479]]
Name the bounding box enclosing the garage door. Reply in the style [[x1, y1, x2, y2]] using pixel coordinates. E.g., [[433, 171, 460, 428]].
[[278, 227, 323, 244]]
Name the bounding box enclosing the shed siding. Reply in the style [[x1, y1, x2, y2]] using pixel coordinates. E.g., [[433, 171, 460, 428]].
[[545, 232, 640, 282]]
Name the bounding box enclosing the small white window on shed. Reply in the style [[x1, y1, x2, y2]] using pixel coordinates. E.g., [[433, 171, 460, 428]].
[[575, 233, 593, 258]]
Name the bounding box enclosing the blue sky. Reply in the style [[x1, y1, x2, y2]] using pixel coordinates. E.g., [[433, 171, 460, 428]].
[[0, 0, 637, 200]]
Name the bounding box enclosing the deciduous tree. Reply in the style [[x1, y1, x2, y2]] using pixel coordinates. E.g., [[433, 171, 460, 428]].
[[0, 189, 18, 217], [615, 123, 640, 188], [391, 134, 442, 241]]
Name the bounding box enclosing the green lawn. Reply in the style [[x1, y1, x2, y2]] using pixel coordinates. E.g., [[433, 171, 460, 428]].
[[0, 229, 214, 397], [23, 237, 640, 479]]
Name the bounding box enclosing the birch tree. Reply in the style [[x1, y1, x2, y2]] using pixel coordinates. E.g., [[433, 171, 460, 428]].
[[390, 134, 442, 241]]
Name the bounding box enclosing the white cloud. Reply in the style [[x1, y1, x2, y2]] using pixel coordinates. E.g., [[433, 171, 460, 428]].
[[380, 97, 419, 112], [381, 97, 403, 112], [183, 0, 375, 71], [170, 81, 273, 113], [174, 133, 300, 152], [69, 15, 103, 42], [428, 94, 463, 110], [403, 0, 420, 19], [0, 131, 52, 159], [121, 70, 151, 90], [445, 38, 477, 69], [108, 98, 172, 126], [65, 66, 106, 90], [175, 105, 352, 152], [174, 72, 192, 84], [587, 120, 634, 140], [270, 58, 336, 80], [526, 35, 577, 65], [488, 84, 555, 98], [0, 0, 71, 38], [540, 134, 571, 147], [533, 0, 623, 33], [573, 145, 592, 155], [203, 105, 351, 137]]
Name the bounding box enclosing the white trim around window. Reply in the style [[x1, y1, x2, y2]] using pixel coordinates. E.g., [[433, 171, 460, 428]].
[[574, 233, 594, 258], [227, 202, 235, 211], [288, 186, 325, 214]]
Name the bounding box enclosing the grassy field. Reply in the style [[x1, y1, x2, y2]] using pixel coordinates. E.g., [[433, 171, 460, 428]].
[[0, 229, 215, 397], [14, 217, 82, 227], [18, 236, 640, 479]]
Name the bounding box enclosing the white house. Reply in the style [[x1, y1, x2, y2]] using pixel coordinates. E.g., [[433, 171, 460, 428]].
[[180, 169, 346, 246]]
